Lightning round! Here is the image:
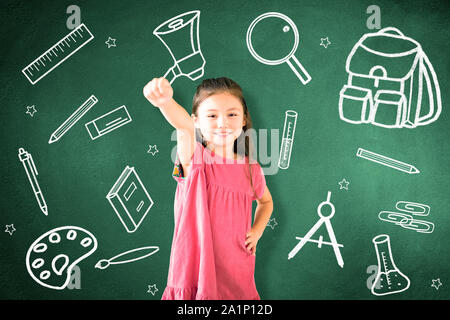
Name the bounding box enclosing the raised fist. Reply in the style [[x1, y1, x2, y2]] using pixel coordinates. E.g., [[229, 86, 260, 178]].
[[143, 77, 174, 108]]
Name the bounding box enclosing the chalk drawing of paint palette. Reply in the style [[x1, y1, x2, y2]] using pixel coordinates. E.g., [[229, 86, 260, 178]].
[[25, 226, 97, 290]]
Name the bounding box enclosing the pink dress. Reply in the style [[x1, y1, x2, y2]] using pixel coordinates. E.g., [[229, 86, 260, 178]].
[[162, 141, 266, 300]]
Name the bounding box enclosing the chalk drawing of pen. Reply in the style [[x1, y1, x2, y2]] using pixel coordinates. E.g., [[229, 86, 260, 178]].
[[95, 246, 160, 270], [18, 148, 48, 215]]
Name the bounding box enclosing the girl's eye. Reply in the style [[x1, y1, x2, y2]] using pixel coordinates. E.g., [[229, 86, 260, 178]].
[[208, 115, 216, 118], [229, 113, 237, 117]]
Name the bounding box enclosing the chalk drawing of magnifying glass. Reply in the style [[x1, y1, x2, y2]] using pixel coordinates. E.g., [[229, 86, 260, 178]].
[[246, 12, 311, 85]]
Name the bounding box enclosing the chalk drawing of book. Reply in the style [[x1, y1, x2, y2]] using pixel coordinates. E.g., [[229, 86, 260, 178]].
[[107, 166, 154, 233], [153, 10, 205, 84], [85, 105, 132, 140], [339, 27, 441, 129]]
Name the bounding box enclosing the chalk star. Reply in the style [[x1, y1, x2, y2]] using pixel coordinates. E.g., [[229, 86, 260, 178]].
[[431, 278, 442, 290], [338, 178, 350, 190], [266, 218, 278, 230], [320, 37, 331, 48], [105, 37, 117, 48], [26, 105, 37, 117], [5, 224, 16, 236], [147, 284, 158, 295], [147, 145, 159, 156]]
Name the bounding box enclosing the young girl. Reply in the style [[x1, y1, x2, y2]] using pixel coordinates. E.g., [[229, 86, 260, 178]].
[[143, 77, 273, 300]]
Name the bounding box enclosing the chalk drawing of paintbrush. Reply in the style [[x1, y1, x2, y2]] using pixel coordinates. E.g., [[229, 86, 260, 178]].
[[95, 246, 160, 270]]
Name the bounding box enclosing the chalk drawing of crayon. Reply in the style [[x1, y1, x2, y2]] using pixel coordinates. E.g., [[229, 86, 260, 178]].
[[356, 148, 419, 174]]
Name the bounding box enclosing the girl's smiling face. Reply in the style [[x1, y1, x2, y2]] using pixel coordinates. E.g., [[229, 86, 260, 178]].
[[193, 92, 246, 151]]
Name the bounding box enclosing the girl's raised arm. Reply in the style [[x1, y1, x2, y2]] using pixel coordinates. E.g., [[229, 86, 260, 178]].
[[143, 78, 194, 131], [143, 78, 196, 173]]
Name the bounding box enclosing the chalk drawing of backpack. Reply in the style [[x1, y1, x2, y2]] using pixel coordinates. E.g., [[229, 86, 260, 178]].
[[339, 27, 441, 128]]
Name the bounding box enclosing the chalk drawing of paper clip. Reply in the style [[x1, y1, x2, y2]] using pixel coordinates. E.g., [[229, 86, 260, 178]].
[[378, 211, 434, 233], [378, 211, 413, 225], [401, 219, 434, 233], [396, 201, 430, 216]]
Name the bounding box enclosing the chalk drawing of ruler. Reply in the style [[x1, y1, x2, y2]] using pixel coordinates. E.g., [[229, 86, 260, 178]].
[[21, 23, 94, 85]]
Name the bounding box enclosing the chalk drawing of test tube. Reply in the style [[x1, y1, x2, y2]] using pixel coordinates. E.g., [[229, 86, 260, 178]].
[[278, 110, 298, 169], [153, 10, 206, 84], [247, 12, 311, 85]]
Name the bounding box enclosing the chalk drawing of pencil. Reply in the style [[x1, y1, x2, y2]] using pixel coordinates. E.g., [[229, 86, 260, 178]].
[[85, 105, 132, 140], [49, 95, 98, 144], [356, 148, 420, 174]]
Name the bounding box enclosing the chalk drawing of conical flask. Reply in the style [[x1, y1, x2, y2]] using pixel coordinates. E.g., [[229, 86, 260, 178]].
[[153, 10, 205, 84], [371, 234, 410, 296]]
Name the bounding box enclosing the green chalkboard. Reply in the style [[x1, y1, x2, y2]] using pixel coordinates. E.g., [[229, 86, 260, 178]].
[[1, 0, 449, 300]]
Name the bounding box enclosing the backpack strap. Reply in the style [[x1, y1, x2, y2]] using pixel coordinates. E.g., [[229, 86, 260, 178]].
[[415, 51, 442, 126]]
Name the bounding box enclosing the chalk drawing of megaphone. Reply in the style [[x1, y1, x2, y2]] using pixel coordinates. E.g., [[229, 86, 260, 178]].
[[153, 10, 205, 84]]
